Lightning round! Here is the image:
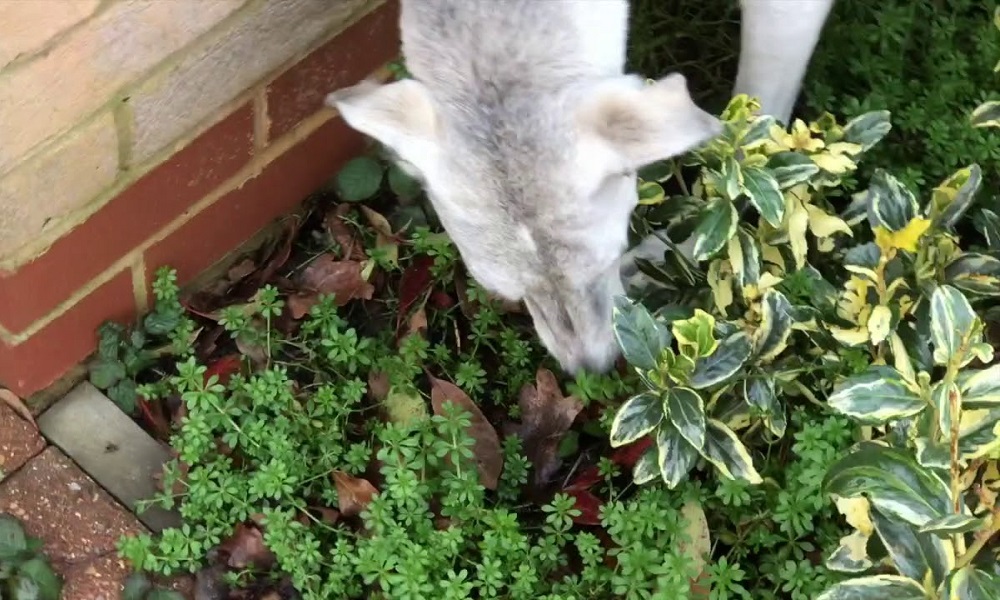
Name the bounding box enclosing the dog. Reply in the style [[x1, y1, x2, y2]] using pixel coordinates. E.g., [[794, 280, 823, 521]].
[[328, 0, 835, 373]]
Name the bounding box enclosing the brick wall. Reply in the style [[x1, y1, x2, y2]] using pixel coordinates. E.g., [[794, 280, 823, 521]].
[[0, 0, 401, 397]]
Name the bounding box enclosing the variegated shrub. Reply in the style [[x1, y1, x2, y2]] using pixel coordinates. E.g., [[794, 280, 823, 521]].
[[611, 87, 1000, 599]]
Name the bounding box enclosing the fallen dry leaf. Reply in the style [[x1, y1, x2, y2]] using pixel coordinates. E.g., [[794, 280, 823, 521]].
[[430, 376, 503, 489], [324, 204, 366, 261], [226, 258, 257, 283], [332, 470, 378, 517], [0, 388, 36, 429], [367, 370, 391, 401], [218, 522, 276, 570], [406, 308, 428, 337], [299, 254, 375, 306], [509, 368, 583, 486], [566, 488, 603, 526], [360, 206, 400, 267], [286, 292, 319, 319]]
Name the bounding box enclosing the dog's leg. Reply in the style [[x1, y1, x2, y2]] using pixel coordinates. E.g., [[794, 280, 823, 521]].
[[734, 0, 835, 123]]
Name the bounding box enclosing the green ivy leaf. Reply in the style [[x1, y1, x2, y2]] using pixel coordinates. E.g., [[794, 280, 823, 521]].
[[0, 514, 27, 560], [387, 163, 422, 201], [931, 164, 982, 229], [656, 420, 698, 489], [918, 514, 983, 537], [632, 446, 660, 485], [741, 166, 784, 227], [929, 284, 977, 366], [828, 366, 924, 425], [870, 508, 952, 587], [971, 100, 1000, 128], [16, 557, 61, 600], [689, 332, 752, 389], [940, 566, 1000, 599], [690, 197, 738, 261], [107, 379, 138, 413], [754, 289, 793, 361], [865, 170, 919, 232], [143, 309, 181, 336], [88, 357, 126, 390], [823, 443, 952, 527], [612, 296, 672, 372], [943, 253, 1000, 297], [665, 387, 706, 450], [336, 156, 384, 202], [842, 110, 892, 151], [816, 575, 925, 600], [96, 322, 124, 360], [700, 419, 762, 484], [609, 392, 663, 447], [766, 152, 820, 189], [959, 364, 1000, 407]]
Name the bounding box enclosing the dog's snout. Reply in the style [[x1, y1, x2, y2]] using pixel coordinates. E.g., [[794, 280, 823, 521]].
[[524, 287, 619, 375]]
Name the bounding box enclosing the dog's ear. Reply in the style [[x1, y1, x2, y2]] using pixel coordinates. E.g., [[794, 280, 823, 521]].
[[326, 79, 439, 169], [577, 74, 722, 170]]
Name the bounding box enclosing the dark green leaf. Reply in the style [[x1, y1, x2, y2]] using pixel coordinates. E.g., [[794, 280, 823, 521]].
[[755, 289, 793, 361], [666, 387, 706, 450], [816, 575, 925, 600], [122, 573, 152, 600], [690, 197, 738, 261], [0, 515, 27, 560], [609, 392, 663, 447], [930, 285, 977, 366], [700, 419, 762, 484], [88, 357, 126, 390], [844, 243, 881, 269], [828, 366, 924, 425], [766, 152, 820, 189], [842, 110, 892, 151], [743, 377, 776, 412], [143, 309, 180, 336], [107, 379, 138, 414], [336, 156, 384, 202], [96, 321, 124, 360], [870, 508, 952, 586], [943, 253, 1000, 297], [612, 296, 672, 372], [866, 170, 918, 232], [16, 558, 61, 600], [387, 163, 422, 200], [656, 420, 698, 489], [823, 442, 952, 527], [689, 332, 752, 389], [919, 514, 983, 536], [741, 166, 784, 227]]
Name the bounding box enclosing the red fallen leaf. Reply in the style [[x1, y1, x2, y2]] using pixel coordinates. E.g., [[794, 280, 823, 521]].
[[565, 466, 602, 493], [203, 355, 241, 386], [429, 290, 454, 309], [507, 369, 583, 487], [566, 488, 603, 526], [299, 254, 374, 306], [332, 470, 378, 517], [137, 398, 171, 440], [398, 256, 434, 316], [1, 388, 37, 429], [218, 522, 276, 570], [611, 436, 654, 469], [429, 375, 504, 490]]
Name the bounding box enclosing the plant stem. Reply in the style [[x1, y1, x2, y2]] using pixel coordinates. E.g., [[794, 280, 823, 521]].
[[954, 513, 1000, 570]]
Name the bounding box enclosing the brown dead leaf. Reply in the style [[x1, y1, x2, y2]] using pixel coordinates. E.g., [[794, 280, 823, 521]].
[[332, 470, 378, 517], [299, 254, 374, 306], [218, 522, 276, 570], [324, 204, 365, 261], [360, 206, 399, 267], [0, 388, 36, 429], [367, 371, 391, 401], [406, 308, 428, 337], [509, 368, 583, 486], [286, 292, 319, 319], [429, 376, 503, 489], [226, 258, 257, 283]]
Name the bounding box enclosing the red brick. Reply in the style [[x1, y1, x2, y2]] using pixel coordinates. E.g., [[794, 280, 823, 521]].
[[266, 0, 400, 140], [0, 105, 254, 334], [145, 116, 366, 286], [0, 402, 45, 476], [0, 270, 135, 397], [0, 448, 145, 585]]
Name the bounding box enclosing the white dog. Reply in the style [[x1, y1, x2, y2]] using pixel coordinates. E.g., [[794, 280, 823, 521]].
[[328, 0, 835, 373]]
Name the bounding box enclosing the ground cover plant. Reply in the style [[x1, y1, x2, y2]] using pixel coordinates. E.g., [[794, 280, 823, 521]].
[[0, 514, 61, 600], [84, 9, 1000, 600]]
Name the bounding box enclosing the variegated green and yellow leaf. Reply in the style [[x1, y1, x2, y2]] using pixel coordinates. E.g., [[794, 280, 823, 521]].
[[929, 285, 978, 366], [700, 419, 763, 484], [806, 204, 853, 239], [609, 392, 663, 447], [918, 514, 982, 537], [971, 100, 1000, 129], [612, 296, 673, 372], [842, 110, 892, 151], [691, 197, 739, 261], [656, 420, 698, 489], [689, 332, 753, 389], [741, 166, 784, 227], [930, 164, 982, 229], [865, 305, 893, 345], [728, 228, 761, 291], [959, 364, 1000, 407], [755, 289, 793, 361], [826, 530, 873, 573], [632, 446, 660, 485], [932, 381, 960, 441], [817, 575, 925, 600], [943, 253, 1000, 297], [828, 366, 924, 425], [866, 170, 919, 232], [672, 309, 718, 359], [870, 507, 954, 587], [766, 151, 820, 189], [666, 387, 706, 450], [940, 566, 1000, 600]]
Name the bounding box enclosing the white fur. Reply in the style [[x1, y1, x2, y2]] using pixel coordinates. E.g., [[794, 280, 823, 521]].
[[327, 0, 835, 373]]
